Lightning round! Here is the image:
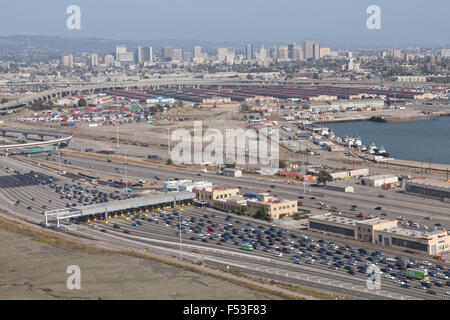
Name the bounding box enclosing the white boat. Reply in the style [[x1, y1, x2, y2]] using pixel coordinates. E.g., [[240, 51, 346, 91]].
[[359, 145, 367, 152], [376, 146, 389, 156], [367, 142, 377, 154], [344, 136, 355, 147], [354, 137, 363, 147]]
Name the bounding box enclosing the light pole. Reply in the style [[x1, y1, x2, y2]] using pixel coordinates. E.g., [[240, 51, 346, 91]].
[[58, 143, 62, 175], [167, 128, 171, 161], [124, 151, 128, 190], [175, 196, 183, 260], [116, 123, 119, 149]]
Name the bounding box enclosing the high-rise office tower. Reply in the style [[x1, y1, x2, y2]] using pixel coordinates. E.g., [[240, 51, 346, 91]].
[[104, 54, 114, 66], [313, 43, 320, 60], [319, 47, 331, 58], [162, 46, 173, 61], [278, 45, 289, 60], [246, 43, 254, 60], [115, 45, 127, 60], [269, 46, 277, 59], [62, 54, 73, 67], [135, 46, 144, 64], [259, 45, 267, 60], [293, 46, 304, 61], [303, 40, 315, 60], [143, 47, 153, 63], [90, 53, 98, 66], [217, 48, 228, 62], [194, 46, 202, 59], [173, 49, 182, 62], [288, 43, 299, 60]]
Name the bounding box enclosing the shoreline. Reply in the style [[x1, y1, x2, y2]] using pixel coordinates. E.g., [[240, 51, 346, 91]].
[[314, 111, 450, 124], [313, 117, 450, 171]]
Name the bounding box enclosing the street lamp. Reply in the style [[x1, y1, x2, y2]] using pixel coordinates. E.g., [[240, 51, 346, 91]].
[[124, 151, 128, 190]]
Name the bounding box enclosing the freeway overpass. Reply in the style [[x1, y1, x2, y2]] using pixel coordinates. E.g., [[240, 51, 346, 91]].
[[0, 128, 72, 151], [0, 77, 410, 113]]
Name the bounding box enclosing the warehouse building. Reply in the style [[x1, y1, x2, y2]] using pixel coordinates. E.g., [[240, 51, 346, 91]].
[[164, 180, 213, 192], [405, 179, 450, 200], [361, 174, 398, 187], [308, 212, 450, 255], [374, 226, 450, 255], [308, 213, 358, 238]]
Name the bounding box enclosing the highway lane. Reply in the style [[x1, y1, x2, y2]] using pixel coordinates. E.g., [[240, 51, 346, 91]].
[[74, 222, 409, 300], [79, 218, 431, 300], [73, 206, 450, 299], [1, 154, 448, 298]]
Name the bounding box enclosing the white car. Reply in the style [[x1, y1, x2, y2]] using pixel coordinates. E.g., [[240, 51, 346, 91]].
[[422, 261, 432, 266], [446, 292, 450, 296], [273, 252, 283, 257], [396, 216, 405, 220], [394, 280, 404, 285], [384, 275, 395, 280], [424, 216, 433, 220]]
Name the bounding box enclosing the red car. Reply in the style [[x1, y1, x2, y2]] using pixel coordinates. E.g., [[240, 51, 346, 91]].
[[216, 242, 225, 246], [267, 189, 272, 193], [192, 248, 201, 253]]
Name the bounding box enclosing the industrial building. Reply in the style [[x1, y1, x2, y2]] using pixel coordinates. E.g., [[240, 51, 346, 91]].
[[374, 226, 450, 255], [164, 180, 213, 193], [361, 175, 398, 187], [220, 168, 242, 177], [405, 179, 450, 200], [308, 213, 450, 255]]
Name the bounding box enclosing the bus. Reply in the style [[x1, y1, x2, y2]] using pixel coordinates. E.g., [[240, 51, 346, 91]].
[[241, 243, 254, 251]]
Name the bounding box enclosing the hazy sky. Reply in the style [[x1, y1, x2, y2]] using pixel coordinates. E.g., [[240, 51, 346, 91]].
[[1, 0, 449, 46]]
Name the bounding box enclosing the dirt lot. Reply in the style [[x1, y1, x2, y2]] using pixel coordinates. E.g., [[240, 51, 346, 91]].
[[0, 227, 280, 300]]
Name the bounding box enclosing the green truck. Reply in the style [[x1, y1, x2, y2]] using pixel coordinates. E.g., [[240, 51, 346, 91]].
[[406, 268, 430, 281]]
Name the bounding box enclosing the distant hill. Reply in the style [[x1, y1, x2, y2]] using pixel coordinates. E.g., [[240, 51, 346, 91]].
[[0, 35, 277, 56]]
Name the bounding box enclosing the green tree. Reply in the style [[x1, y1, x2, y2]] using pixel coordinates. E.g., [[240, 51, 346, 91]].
[[317, 170, 333, 186], [254, 208, 272, 221], [166, 158, 173, 165], [78, 98, 87, 107], [278, 159, 286, 168]]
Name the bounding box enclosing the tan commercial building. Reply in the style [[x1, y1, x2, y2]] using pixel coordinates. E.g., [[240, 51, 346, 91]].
[[355, 218, 398, 243], [246, 193, 297, 220], [374, 226, 450, 255], [211, 196, 247, 213], [308, 213, 450, 256]]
